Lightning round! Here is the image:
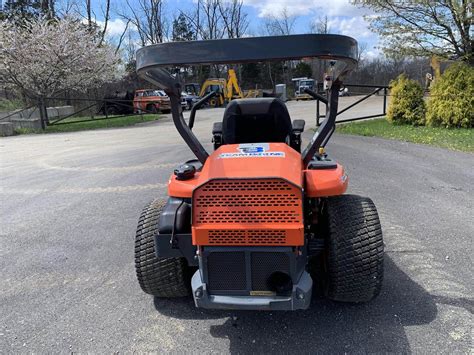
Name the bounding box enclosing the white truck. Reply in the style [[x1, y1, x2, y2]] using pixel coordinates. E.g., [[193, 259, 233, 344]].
[[292, 77, 316, 100]]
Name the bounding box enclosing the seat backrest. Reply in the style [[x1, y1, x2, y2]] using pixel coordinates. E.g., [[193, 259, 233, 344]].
[[222, 98, 292, 144]]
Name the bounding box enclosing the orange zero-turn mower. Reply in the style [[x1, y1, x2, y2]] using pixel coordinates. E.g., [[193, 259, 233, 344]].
[[134, 34, 384, 310]]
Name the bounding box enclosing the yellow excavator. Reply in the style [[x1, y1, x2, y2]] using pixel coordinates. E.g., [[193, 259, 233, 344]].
[[199, 69, 258, 107]]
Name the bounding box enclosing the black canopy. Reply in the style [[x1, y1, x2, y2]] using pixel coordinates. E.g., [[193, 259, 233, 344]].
[[136, 34, 358, 92]]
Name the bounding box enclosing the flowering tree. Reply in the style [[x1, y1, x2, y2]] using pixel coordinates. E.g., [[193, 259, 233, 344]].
[[0, 16, 120, 100]]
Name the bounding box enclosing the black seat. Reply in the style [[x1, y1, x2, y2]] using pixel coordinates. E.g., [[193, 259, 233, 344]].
[[222, 98, 292, 144], [212, 98, 305, 151]]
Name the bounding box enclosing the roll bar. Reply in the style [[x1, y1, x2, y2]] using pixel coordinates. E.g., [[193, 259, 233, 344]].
[[303, 88, 328, 104], [189, 91, 217, 130], [136, 34, 358, 166], [301, 82, 340, 165]]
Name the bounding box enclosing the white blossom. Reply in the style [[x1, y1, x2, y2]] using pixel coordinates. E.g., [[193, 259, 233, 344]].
[[0, 17, 120, 98]]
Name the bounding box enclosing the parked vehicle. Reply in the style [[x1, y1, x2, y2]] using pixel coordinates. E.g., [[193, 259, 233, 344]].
[[133, 89, 171, 114], [181, 91, 200, 110], [97, 91, 134, 115], [184, 83, 200, 96], [292, 77, 316, 101], [339, 87, 350, 96], [198, 69, 247, 107]]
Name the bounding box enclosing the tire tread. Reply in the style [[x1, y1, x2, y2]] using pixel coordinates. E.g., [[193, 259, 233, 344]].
[[135, 199, 190, 297], [326, 194, 384, 303]]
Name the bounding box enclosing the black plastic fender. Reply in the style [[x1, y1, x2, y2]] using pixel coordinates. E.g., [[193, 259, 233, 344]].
[[159, 197, 191, 234], [156, 197, 197, 266]]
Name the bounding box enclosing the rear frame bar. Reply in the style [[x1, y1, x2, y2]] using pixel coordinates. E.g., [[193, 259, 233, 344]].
[[136, 34, 358, 166]]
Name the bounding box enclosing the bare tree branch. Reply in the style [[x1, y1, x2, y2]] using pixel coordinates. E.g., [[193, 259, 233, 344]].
[[310, 15, 330, 34], [218, 0, 248, 38], [118, 0, 168, 45], [115, 19, 131, 55], [99, 0, 111, 46], [86, 0, 92, 29], [356, 0, 472, 63], [264, 7, 297, 35]]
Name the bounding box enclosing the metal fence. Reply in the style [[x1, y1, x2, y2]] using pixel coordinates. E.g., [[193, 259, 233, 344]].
[[0, 96, 158, 130], [315, 83, 389, 126], [45, 97, 142, 126], [1, 83, 389, 130]]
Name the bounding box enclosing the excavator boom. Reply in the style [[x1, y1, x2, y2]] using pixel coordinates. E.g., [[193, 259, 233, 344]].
[[226, 69, 244, 100]]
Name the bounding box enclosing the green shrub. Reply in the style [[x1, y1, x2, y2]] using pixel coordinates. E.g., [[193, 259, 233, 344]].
[[387, 74, 426, 125], [0, 98, 24, 111], [426, 63, 474, 128]]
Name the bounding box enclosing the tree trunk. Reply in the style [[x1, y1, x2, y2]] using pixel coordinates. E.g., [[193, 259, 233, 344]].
[[38, 97, 49, 129], [86, 0, 92, 30]]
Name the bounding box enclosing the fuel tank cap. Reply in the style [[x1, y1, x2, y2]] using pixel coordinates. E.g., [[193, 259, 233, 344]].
[[174, 164, 196, 180]]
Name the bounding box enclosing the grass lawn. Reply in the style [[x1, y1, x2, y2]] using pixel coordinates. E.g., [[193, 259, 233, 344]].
[[14, 114, 160, 134], [337, 118, 473, 152]]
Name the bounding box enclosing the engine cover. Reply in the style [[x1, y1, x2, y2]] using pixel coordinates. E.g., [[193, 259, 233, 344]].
[[192, 143, 304, 246]]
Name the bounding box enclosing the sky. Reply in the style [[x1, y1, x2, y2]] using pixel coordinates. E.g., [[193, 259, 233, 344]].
[[86, 0, 380, 59]]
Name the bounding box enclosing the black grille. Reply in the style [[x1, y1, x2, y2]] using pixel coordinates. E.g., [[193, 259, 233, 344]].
[[207, 252, 246, 291], [251, 252, 290, 291], [205, 250, 293, 293]]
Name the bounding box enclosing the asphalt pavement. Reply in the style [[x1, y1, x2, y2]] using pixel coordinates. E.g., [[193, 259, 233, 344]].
[[1, 100, 473, 353]]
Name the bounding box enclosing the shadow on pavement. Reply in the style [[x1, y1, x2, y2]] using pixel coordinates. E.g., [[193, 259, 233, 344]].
[[154, 256, 437, 353]]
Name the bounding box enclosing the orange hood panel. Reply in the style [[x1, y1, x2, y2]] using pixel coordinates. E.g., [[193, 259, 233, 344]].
[[168, 143, 303, 198], [200, 143, 303, 185]]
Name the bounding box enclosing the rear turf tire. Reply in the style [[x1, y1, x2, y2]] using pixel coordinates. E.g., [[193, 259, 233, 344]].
[[135, 199, 190, 297], [325, 194, 384, 303]]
